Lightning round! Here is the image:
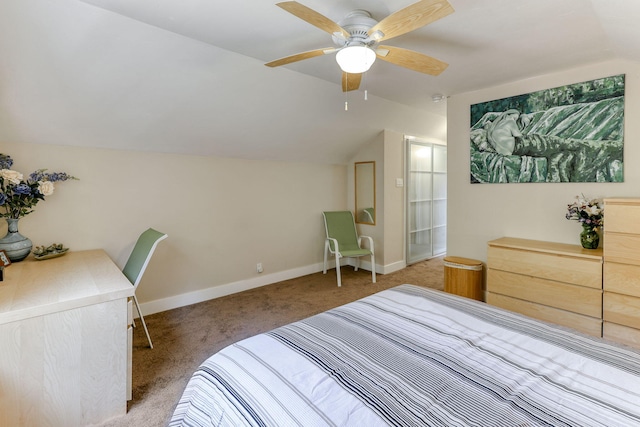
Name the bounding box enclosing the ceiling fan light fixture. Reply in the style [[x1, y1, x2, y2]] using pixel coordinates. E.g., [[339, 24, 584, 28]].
[[336, 45, 376, 74]]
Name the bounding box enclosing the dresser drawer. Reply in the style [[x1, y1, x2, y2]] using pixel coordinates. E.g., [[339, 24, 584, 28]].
[[487, 293, 602, 337], [488, 246, 602, 289], [603, 322, 640, 349], [604, 262, 640, 298], [604, 200, 640, 234], [604, 232, 640, 266], [603, 292, 640, 328], [487, 269, 602, 318]]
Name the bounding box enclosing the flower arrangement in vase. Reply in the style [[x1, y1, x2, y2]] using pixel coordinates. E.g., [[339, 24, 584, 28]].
[[0, 153, 77, 261], [566, 194, 603, 249]]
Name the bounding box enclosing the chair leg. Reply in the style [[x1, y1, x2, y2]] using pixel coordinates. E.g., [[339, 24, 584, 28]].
[[335, 254, 342, 287], [371, 254, 377, 283], [354, 257, 359, 272], [133, 294, 153, 349], [323, 241, 328, 274]]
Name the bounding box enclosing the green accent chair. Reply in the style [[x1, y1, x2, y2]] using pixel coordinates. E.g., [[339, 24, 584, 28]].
[[322, 211, 376, 287], [122, 228, 168, 349]]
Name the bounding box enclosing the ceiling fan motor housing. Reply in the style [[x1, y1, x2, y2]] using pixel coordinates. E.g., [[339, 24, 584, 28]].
[[332, 10, 378, 48]]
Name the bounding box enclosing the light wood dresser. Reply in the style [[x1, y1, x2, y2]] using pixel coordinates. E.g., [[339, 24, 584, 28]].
[[603, 198, 640, 348], [487, 237, 603, 337], [0, 249, 134, 426]]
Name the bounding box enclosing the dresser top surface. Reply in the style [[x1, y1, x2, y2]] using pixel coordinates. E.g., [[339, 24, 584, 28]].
[[0, 249, 134, 324], [488, 237, 603, 260], [604, 198, 640, 204]]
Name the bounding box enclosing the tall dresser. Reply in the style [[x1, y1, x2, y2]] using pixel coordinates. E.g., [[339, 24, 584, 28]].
[[603, 198, 640, 348]]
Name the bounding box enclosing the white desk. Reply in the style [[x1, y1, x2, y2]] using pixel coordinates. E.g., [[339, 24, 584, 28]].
[[0, 249, 134, 426]]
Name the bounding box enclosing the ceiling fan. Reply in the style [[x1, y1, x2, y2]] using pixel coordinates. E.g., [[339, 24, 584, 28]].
[[265, 0, 454, 92]]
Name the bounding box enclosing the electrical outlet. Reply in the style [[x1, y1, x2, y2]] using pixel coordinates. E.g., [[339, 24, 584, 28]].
[[256, 263, 263, 273]]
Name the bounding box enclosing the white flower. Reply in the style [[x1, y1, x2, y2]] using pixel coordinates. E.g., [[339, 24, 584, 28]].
[[585, 205, 601, 216], [566, 194, 604, 228], [0, 169, 24, 185], [0, 154, 77, 219], [38, 181, 55, 196]]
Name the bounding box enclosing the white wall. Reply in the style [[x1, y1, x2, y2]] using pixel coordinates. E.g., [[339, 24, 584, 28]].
[[2, 141, 346, 314], [447, 59, 640, 263], [347, 129, 435, 274], [382, 130, 407, 271], [347, 127, 450, 273], [348, 132, 385, 268]]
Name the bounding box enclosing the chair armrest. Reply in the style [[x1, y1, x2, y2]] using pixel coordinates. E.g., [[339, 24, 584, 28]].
[[326, 238, 341, 256], [358, 235, 374, 253]]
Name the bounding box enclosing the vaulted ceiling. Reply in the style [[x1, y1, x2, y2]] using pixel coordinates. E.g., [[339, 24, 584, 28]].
[[1, 0, 639, 164]]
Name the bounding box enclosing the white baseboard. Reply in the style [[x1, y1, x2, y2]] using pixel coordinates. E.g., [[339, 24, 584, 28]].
[[139, 262, 324, 316], [380, 260, 407, 274], [139, 258, 402, 316], [345, 258, 405, 274]]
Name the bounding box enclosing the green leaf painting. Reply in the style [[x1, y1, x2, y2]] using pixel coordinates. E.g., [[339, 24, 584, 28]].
[[470, 75, 624, 183]]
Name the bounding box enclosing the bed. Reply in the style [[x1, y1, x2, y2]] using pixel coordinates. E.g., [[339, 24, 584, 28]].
[[170, 285, 640, 426]]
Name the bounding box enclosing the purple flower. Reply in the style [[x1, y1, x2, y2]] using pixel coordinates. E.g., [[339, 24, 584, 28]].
[[29, 170, 75, 183]]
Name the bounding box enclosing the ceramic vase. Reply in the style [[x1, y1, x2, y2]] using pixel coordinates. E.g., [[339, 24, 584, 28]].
[[580, 225, 599, 249], [0, 218, 33, 262]]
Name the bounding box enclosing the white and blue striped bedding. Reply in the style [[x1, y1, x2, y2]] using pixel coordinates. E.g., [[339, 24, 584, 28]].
[[170, 285, 640, 426]]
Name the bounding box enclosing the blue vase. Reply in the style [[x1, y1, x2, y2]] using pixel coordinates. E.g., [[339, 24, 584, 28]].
[[0, 218, 33, 262]]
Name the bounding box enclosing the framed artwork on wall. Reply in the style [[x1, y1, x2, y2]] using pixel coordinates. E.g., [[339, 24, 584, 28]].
[[470, 74, 625, 183]]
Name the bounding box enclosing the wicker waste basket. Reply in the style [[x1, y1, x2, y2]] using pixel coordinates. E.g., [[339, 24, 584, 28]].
[[443, 256, 483, 301]]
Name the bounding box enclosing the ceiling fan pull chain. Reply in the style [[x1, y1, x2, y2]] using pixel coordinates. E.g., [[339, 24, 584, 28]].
[[362, 71, 368, 101], [344, 73, 349, 111], [363, 72, 368, 100]]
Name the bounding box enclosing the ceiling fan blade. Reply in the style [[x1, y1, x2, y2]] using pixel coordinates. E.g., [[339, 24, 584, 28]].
[[368, 0, 454, 42], [265, 47, 336, 67], [277, 2, 350, 38], [377, 45, 448, 75], [342, 72, 362, 92]]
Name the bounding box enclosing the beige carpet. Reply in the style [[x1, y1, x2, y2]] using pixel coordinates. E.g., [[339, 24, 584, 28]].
[[97, 257, 444, 427]]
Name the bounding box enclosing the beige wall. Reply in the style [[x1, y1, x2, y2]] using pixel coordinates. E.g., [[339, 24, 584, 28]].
[[348, 130, 408, 273], [2, 141, 347, 313], [382, 130, 407, 270], [347, 129, 443, 273], [447, 59, 640, 264], [348, 132, 385, 268]]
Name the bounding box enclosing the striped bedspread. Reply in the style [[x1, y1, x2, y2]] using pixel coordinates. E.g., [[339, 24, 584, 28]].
[[170, 285, 640, 426]]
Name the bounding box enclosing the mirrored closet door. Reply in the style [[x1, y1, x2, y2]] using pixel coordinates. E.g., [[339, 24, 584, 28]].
[[406, 138, 447, 264]]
